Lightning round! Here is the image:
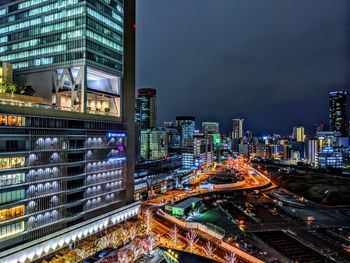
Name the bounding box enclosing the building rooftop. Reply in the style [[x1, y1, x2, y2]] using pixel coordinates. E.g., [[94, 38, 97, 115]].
[[173, 197, 202, 209], [176, 116, 195, 121]]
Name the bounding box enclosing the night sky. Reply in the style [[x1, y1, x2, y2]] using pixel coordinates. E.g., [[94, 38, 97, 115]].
[[136, 0, 349, 136]]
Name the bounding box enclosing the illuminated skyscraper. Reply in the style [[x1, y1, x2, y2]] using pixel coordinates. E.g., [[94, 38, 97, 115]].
[[136, 88, 157, 129], [176, 116, 196, 147], [232, 118, 244, 140], [0, 1, 139, 261], [293, 125, 305, 142], [140, 128, 168, 160], [329, 91, 347, 137], [202, 122, 219, 134]]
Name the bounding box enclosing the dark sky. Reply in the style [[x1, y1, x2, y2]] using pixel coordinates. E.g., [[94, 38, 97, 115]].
[[136, 0, 349, 136]]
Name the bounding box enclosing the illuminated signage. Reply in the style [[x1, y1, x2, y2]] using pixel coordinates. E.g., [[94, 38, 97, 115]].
[[108, 132, 126, 138], [213, 134, 221, 145], [108, 157, 126, 162]]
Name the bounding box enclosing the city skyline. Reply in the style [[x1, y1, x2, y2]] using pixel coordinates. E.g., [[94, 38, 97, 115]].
[[136, 0, 349, 135], [1, 1, 350, 262]]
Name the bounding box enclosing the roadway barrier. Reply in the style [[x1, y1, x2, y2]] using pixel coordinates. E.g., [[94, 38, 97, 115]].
[[185, 222, 224, 240], [213, 180, 245, 190]]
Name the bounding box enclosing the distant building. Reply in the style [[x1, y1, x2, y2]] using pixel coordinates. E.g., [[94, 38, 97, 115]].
[[164, 121, 176, 128], [289, 141, 305, 160], [239, 144, 250, 157], [221, 137, 232, 151], [176, 116, 195, 147], [136, 88, 157, 129], [181, 134, 213, 170], [329, 91, 347, 137], [165, 126, 181, 153], [316, 131, 338, 152], [140, 128, 168, 160], [306, 139, 318, 167], [255, 143, 269, 159], [293, 125, 305, 142], [202, 122, 219, 134], [134, 156, 182, 200], [318, 148, 343, 169], [232, 118, 244, 139], [279, 140, 290, 160]]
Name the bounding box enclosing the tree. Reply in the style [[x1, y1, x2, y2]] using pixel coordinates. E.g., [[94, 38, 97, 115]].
[[186, 230, 198, 254], [76, 240, 96, 261], [144, 209, 154, 235], [117, 249, 130, 263], [121, 223, 129, 245], [110, 229, 121, 248], [169, 225, 179, 249], [224, 252, 237, 263], [97, 235, 111, 250], [204, 241, 216, 259], [130, 224, 137, 240], [146, 234, 157, 254], [77, 248, 92, 262], [130, 242, 140, 262], [0, 81, 35, 96]]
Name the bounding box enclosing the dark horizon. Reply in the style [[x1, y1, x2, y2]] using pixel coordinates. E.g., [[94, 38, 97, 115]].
[[136, 0, 349, 136]]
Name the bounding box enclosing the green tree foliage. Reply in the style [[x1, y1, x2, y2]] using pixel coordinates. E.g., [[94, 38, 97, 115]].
[[0, 81, 35, 96]]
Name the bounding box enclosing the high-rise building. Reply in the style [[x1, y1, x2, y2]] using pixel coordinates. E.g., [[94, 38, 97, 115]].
[[202, 122, 219, 134], [176, 116, 195, 147], [181, 134, 213, 170], [318, 149, 343, 169], [306, 139, 318, 167], [293, 125, 305, 142], [0, 1, 139, 262], [165, 127, 181, 153], [140, 128, 168, 160], [231, 119, 244, 140], [329, 91, 347, 137], [136, 88, 157, 129], [316, 131, 339, 154]]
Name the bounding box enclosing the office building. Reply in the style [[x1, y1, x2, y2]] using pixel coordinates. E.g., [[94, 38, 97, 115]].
[[165, 126, 181, 153], [176, 116, 195, 147], [329, 91, 347, 137], [293, 125, 305, 142], [136, 88, 157, 129], [306, 139, 318, 167], [316, 131, 338, 152], [0, 1, 139, 262], [202, 122, 219, 134], [255, 143, 269, 159], [181, 134, 213, 170], [232, 118, 244, 139], [140, 128, 168, 160], [318, 148, 343, 169], [221, 137, 232, 151]]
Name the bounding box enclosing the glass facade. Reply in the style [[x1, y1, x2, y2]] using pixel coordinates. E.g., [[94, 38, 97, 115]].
[[0, 0, 124, 75], [0, 1, 138, 261]]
